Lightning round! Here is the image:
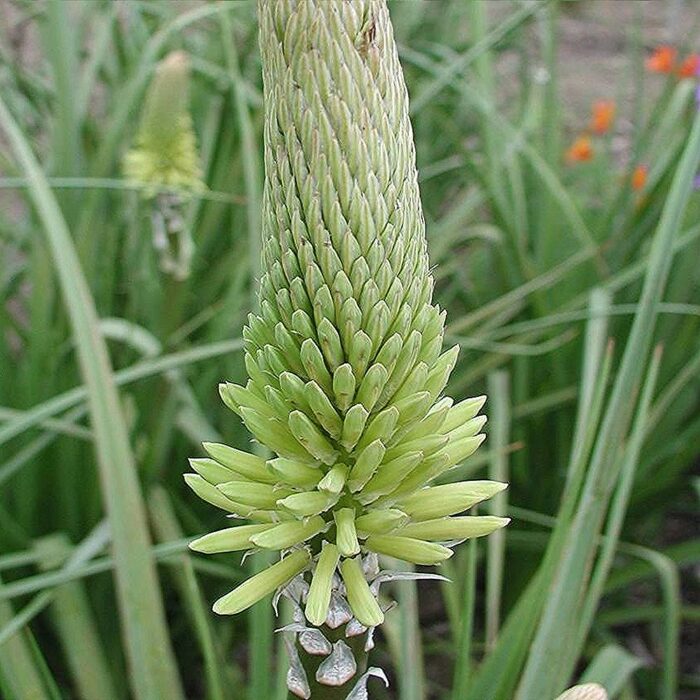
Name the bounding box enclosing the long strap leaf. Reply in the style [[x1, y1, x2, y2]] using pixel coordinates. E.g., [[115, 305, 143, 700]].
[[0, 95, 184, 700]]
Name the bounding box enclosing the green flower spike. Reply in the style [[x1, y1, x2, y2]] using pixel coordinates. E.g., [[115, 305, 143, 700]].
[[124, 51, 205, 280], [187, 1, 509, 696]]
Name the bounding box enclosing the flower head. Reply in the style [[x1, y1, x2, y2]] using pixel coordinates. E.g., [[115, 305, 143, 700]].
[[124, 51, 204, 194], [566, 135, 593, 163], [677, 53, 700, 79], [590, 100, 615, 135], [646, 45, 677, 74], [631, 164, 648, 191], [186, 0, 507, 630]]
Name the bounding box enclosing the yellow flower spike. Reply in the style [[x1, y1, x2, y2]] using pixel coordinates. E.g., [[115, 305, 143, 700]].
[[213, 549, 311, 615]]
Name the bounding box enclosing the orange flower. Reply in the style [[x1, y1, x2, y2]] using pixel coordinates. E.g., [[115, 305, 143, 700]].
[[590, 100, 616, 134], [631, 165, 648, 191], [646, 45, 677, 74], [566, 136, 593, 163], [677, 53, 700, 78]]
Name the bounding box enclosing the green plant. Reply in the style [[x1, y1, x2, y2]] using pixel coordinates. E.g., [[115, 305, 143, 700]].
[[186, 2, 507, 696], [0, 1, 698, 699]]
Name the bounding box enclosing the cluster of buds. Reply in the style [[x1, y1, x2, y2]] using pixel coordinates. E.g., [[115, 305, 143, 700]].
[[187, 1, 507, 696], [124, 51, 204, 279]]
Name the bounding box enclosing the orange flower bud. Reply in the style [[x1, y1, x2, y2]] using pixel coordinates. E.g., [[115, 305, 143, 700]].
[[646, 45, 677, 74], [677, 53, 700, 79], [590, 100, 616, 135], [566, 136, 593, 163], [631, 165, 648, 191]]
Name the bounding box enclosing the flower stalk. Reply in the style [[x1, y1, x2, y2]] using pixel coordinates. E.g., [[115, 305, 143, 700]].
[[187, 1, 509, 696]]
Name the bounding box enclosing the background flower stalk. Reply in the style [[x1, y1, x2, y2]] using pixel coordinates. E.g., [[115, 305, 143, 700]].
[[124, 50, 204, 280], [187, 0, 508, 696]]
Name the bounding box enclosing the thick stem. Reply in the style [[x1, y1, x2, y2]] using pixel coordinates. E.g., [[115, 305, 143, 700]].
[[295, 626, 368, 699]]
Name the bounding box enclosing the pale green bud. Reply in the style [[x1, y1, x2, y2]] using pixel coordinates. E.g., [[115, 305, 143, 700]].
[[184, 474, 273, 522], [188, 458, 235, 486], [266, 458, 320, 489], [348, 330, 373, 379], [305, 381, 343, 440], [300, 339, 333, 395], [305, 543, 340, 626], [279, 372, 312, 413], [318, 464, 348, 495], [441, 395, 487, 433], [189, 524, 273, 554], [202, 442, 277, 484], [355, 509, 408, 536], [213, 549, 310, 615], [217, 481, 291, 510], [317, 318, 345, 370], [288, 410, 339, 465], [340, 404, 370, 452], [355, 363, 388, 413], [348, 440, 385, 493], [397, 481, 508, 521], [444, 415, 488, 442], [250, 516, 327, 549], [365, 535, 453, 566], [340, 557, 384, 627], [277, 491, 338, 518], [334, 508, 360, 557], [397, 516, 510, 542], [355, 407, 399, 452], [360, 452, 424, 502], [239, 407, 308, 461], [333, 363, 357, 412]]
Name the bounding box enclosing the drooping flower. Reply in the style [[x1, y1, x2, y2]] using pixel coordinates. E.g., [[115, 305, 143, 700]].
[[187, 1, 508, 693], [589, 100, 615, 135], [646, 45, 677, 74], [677, 53, 700, 79], [631, 164, 648, 191], [566, 136, 593, 163]]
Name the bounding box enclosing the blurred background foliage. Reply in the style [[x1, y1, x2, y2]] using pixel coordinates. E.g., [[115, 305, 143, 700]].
[[0, 1, 698, 699]]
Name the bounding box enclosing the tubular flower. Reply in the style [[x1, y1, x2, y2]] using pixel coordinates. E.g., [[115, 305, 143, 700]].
[[631, 164, 648, 191], [187, 0, 507, 695], [677, 53, 700, 79], [645, 45, 677, 74], [589, 100, 615, 135], [566, 135, 593, 163]]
